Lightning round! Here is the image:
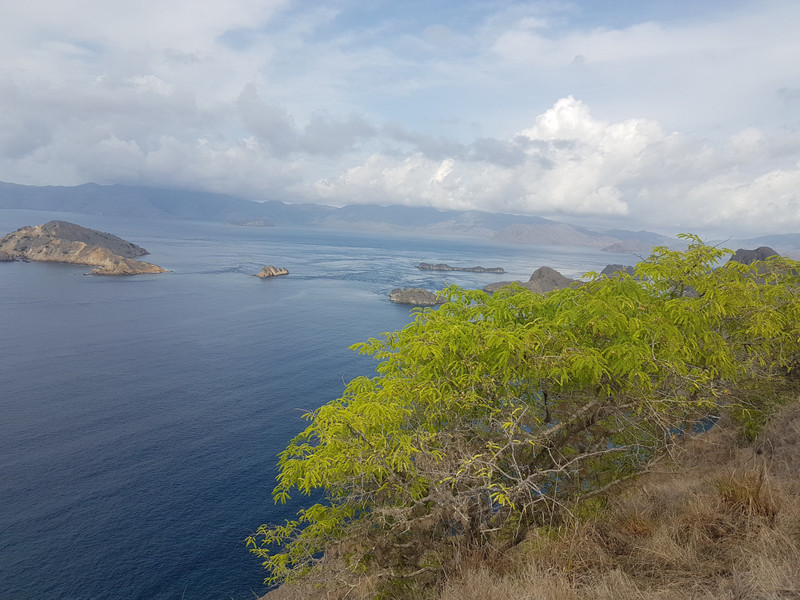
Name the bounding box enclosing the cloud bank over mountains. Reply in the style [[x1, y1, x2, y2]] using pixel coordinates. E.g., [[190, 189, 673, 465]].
[[1, 0, 799, 236]]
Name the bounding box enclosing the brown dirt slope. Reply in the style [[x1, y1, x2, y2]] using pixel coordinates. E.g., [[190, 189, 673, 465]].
[[261, 398, 800, 600], [438, 400, 800, 600]]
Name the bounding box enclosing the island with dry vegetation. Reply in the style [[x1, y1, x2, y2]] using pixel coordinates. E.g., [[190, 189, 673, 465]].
[[0, 220, 166, 275]]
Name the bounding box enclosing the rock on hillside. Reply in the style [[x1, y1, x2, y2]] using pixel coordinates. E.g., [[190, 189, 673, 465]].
[[484, 266, 578, 294], [0, 220, 166, 275]]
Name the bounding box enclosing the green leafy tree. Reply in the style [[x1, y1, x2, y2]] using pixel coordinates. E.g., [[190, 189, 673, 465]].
[[248, 235, 799, 591]]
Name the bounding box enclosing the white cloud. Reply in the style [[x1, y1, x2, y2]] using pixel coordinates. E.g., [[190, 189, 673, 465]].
[[310, 95, 800, 234], [129, 75, 173, 97], [314, 97, 646, 216], [236, 84, 377, 157], [4, 0, 287, 52], [683, 163, 800, 232], [1, 1, 800, 236]]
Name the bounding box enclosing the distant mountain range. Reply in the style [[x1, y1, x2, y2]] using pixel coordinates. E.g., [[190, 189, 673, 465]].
[[722, 233, 800, 257], [1, 181, 796, 253]]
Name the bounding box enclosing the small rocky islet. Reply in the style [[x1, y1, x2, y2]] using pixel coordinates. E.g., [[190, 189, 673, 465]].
[[255, 265, 289, 278], [0, 220, 166, 275], [0, 221, 294, 280], [389, 287, 441, 306], [1, 222, 777, 299], [417, 262, 505, 273], [389, 248, 780, 305]]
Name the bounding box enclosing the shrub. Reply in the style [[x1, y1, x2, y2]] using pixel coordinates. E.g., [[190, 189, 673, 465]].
[[248, 235, 800, 592]]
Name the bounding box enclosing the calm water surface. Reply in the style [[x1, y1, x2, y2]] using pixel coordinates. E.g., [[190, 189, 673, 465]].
[[0, 210, 636, 599]]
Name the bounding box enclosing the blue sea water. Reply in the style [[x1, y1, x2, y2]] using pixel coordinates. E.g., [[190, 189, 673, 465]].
[[0, 210, 636, 599]]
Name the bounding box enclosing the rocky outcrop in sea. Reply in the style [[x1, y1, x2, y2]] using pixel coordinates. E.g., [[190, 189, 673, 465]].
[[0, 220, 166, 275], [417, 263, 505, 273], [255, 265, 289, 278], [484, 266, 578, 294], [389, 287, 440, 306]]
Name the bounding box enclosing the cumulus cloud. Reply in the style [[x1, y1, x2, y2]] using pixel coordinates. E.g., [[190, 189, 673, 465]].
[[311, 96, 800, 234], [382, 123, 466, 159], [237, 85, 300, 156], [1, 0, 800, 236], [681, 163, 800, 232], [315, 97, 646, 216], [237, 84, 377, 157], [467, 137, 527, 168]]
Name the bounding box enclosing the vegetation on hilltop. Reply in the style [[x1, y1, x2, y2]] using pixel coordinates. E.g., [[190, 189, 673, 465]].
[[435, 395, 800, 600], [248, 235, 800, 599]]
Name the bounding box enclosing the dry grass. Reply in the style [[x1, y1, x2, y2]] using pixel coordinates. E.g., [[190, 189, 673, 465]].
[[263, 399, 800, 600], [437, 401, 800, 600]]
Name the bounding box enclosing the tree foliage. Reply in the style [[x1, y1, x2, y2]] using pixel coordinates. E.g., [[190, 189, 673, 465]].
[[248, 235, 800, 590]]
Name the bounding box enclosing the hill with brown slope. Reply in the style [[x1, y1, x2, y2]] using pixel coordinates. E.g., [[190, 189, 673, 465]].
[[260, 391, 800, 600], [436, 399, 800, 600], [0, 221, 166, 275]]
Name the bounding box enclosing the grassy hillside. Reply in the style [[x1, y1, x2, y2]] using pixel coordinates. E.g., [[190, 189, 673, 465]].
[[436, 392, 800, 600], [264, 387, 800, 599], [256, 239, 799, 600]]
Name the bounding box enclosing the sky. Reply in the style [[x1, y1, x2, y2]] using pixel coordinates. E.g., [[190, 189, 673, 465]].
[[2, 0, 800, 236]]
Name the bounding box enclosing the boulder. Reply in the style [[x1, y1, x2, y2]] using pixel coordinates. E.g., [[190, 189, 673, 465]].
[[389, 287, 440, 306], [255, 265, 289, 278]]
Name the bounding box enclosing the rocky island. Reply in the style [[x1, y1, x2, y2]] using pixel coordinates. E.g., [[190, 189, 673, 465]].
[[600, 263, 636, 277], [0, 220, 166, 275], [389, 287, 441, 306], [255, 265, 289, 278], [417, 262, 505, 273], [484, 265, 579, 294], [728, 246, 779, 264]]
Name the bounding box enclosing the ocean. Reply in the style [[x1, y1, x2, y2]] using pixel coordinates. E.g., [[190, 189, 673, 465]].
[[0, 210, 637, 599]]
